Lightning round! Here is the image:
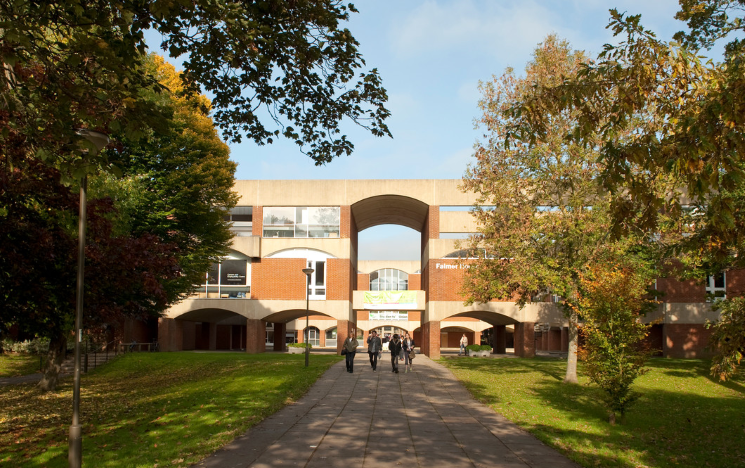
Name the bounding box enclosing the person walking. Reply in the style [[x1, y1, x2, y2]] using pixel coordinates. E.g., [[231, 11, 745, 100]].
[[389, 333, 402, 373], [367, 330, 382, 372], [343, 334, 359, 373], [402, 332, 415, 373], [459, 333, 468, 356]]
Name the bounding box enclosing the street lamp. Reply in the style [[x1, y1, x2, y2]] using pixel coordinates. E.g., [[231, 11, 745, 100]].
[[302, 267, 314, 367], [69, 129, 109, 468]]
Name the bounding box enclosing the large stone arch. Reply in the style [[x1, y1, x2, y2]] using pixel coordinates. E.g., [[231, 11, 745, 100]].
[[352, 194, 430, 231]]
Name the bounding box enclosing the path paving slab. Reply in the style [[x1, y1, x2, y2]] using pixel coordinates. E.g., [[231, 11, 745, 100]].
[[192, 354, 580, 468]]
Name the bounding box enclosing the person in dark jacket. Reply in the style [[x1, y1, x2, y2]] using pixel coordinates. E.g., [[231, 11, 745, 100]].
[[367, 330, 382, 372], [389, 334, 402, 373]]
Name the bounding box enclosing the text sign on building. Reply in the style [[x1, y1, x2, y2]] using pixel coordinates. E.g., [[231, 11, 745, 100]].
[[363, 291, 417, 310]]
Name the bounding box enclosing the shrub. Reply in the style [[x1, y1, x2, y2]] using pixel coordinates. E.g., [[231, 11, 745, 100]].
[[466, 344, 481, 351], [479, 345, 493, 351], [288, 343, 312, 349]]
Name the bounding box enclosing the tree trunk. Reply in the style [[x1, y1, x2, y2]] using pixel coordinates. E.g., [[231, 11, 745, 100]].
[[564, 313, 579, 384], [38, 330, 67, 392]]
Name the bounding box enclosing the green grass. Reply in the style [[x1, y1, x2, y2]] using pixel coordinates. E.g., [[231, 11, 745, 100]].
[[440, 356, 745, 468], [0, 354, 42, 378], [0, 352, 342, 467]]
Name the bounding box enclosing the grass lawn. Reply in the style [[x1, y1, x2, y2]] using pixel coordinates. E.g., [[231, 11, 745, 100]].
[[441, 356, 745, 468], [0, 354, 42, 378], [0, 352, 342, 467]]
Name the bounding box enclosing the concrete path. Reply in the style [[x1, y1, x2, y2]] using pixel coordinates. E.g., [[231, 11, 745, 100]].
[[194, 353, 579, 468]]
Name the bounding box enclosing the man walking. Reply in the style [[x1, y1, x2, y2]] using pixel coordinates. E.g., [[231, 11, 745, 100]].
[[389, 334, 402, 373], [343, 334, 359, 373], [460, 333, 468, 356], [367, 330, 382, 372]]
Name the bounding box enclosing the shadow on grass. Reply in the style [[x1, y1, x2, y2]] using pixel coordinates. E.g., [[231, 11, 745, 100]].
[[442, 357, 745, 468], [0, 352, 343, 468]]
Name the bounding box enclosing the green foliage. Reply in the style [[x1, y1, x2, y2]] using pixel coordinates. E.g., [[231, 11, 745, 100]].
[[466, 344, 482, 351], [0, 0, 390, 174], [442, 357, 745, 468], [0, 353, 341, 466], [574, 250, 658, 424], [288, 342, 313, 349], [708, 297, 745, 381]]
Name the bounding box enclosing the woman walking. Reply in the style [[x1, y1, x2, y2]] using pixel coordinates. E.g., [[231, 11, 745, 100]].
[[389, 334, 402, 373], [402, 332, 415, 373], [343, 334, 359, 373]]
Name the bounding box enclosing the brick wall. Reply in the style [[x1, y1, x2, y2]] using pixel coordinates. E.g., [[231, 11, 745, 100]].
[[251, 257, 306, 300], [340, 206, 351, 238], [664, 324, 713, 358], [428, 205, 439, 240], [727, 269, 745, 296], [357, 273, 370, 291], [252, 206, 263, 236], [428, 259, 468, 302], [409, 274, 421, 290], [327, 258, 351, 300], [657, 277, 705, 302]]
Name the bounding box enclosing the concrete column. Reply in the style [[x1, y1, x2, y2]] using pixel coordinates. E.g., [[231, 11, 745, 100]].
[[245, 319, 266, 354], [273, 323, 286, 352], [493, 325, 507, 354], [208, 323, 217, 351], [514, 322, 536, 358], [561, 327, 569, 352], [422, 321, 441, 359], [157, 318, 184, 352], [336, 320, 355, 355]]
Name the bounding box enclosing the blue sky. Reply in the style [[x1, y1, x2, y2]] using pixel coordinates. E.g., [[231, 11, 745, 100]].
[[147, 1, 687, 259]]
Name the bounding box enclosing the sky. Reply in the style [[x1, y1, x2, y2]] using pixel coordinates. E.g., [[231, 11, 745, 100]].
[[147, 0, 688, 260]]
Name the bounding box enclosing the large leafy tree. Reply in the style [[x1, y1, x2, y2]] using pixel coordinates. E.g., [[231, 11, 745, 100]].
[[1, 0, 391, 177], [0, 54, 238, 391], [503, 1, 745, 380], [462, 36, 614, 384]]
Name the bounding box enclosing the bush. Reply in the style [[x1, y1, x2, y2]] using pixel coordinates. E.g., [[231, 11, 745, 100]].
[[287, 343, 312, 349], [466, 344, 481, 351], [479, 345, 493, 351]]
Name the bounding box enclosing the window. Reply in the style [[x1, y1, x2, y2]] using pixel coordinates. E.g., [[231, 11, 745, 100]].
[[369, 269, 408, 291], [706, 273, 726, 302], [225, 206, 253, 237], [325, 327, 337, 348], [304, 327, 320, 347], [202, 251, 251, 298], [263, 207, 340, 238], [307, 260, 326, 299]]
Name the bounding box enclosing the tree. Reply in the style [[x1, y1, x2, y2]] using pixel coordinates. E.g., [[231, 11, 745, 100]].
[[461, 36, 613, 384], [707, 297, 745, 381], [501, 2, 745, 381], [0, 53, 238, 391], [1, 0, 391, 179], [574, 248, 657, 424]]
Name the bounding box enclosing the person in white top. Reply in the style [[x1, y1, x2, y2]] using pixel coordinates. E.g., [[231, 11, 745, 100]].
[[459, 334, 468, 356]]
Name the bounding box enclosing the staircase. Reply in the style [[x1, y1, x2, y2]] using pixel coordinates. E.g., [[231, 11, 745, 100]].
[[59, 345, 119, 375]]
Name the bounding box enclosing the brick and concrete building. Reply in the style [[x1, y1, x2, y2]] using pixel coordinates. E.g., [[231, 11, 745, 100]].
[[150, 179, 732, 359]]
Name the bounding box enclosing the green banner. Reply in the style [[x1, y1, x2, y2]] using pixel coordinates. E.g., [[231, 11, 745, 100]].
[[363, 291, 417, 310]]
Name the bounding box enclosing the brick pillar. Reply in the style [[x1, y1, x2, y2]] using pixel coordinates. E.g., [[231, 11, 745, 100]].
[[514, 322, 535, 357], [422, 321, 441, 359], [363, 329, 369, 344], [474, 331, 482, 346], [548, 329, 561, 351], [561, 327, 569, 352], [320, 329, 326, 348], [246, 319, 266, 354], [336, 320, 356, 355], [208, 323, 217, 350], [542, 330, 549, 351], [297, 327, 305, 344], [494, 325, 507, 354], [273, 323, 286, 352], [158, 318, 184, 352]]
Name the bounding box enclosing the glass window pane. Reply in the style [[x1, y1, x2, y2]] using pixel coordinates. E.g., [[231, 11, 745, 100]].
[[315, 261, 325, 286], [263, 226, 294, 237], [714, 274, 725, 288], [207, 264, 219, 285], [263, 207, 294, 225], [309, 207, 339, 225]]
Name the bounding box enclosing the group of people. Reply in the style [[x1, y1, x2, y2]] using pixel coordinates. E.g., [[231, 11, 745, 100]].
[[341, 330, 416, 374]]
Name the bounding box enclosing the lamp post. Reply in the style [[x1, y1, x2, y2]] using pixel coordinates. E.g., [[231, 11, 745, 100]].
[[302, 267, 314, 367], [69, 129, 109, 468]]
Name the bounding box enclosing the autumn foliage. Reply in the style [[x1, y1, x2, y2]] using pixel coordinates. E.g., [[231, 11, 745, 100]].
[[574, 254, 657, 424]]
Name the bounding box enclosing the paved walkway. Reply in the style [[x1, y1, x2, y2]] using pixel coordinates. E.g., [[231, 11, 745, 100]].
[[193, 353, 579, 468]]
